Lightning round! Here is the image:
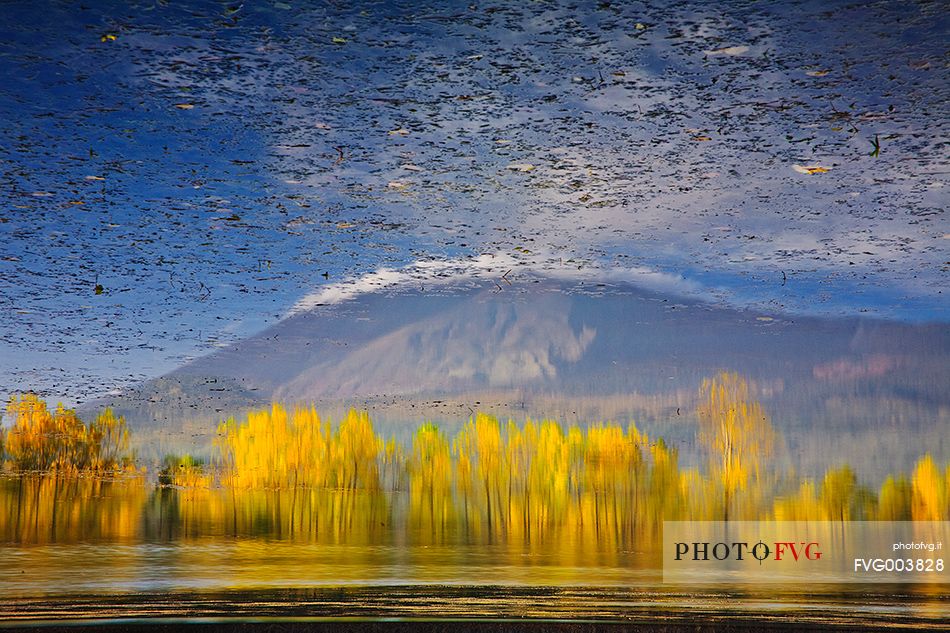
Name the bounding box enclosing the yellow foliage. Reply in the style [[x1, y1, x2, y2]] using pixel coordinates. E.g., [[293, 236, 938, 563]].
[[819, 466, 857, 521], [408, 423, 454, 536], [773, 480, 820, 520], [215, 404, 383, 491], [3, 390, 946, 549], [3, 394, 130, 473], [160, 454, 213, 489], [878, 476, 912, 520], [697, 372, 775, 520], [911, 455, 947, 521]]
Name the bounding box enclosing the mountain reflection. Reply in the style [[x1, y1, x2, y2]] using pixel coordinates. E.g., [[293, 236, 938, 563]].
[[84, 280, 949, 484], [279, 293, 599, 398]]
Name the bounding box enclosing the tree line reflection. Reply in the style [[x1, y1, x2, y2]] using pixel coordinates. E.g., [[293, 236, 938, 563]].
[[1, 373, 947, 547]]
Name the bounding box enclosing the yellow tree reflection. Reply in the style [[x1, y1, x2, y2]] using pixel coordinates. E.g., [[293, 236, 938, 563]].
[[697, 372, 775, 520]]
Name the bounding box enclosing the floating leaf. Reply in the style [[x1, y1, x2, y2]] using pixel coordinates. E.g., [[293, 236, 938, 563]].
[[85, 175, 105, 181], [100, 34, 117, 42], [806, 69, 830, 77], [506, 163, 535, 172], [388, 128, 409, 135], [174, 103, 195, 110], [634, 23, 647, 30], [692, 135, 712, 142], [705, 46, 749, 56], [387, 180, 409, 189], [792, 164, 830, 174], [332, 37, 347, 44], [336, 221, 355, 229], [94, 284, 104, 295]]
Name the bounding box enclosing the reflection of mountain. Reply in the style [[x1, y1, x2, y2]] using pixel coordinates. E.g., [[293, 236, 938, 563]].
[[277, 294, 596, 400], [86, 278, 950, 479]]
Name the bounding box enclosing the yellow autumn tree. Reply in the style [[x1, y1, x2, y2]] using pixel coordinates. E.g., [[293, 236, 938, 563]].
[[911, 455, 947, 521], [581, 423, 646, 542], [215, 403, 300, 489], [407, 423, 453, 537], [89, 408, 131, 470], [4, 394, 131, 473], [819, 466, 858, 521], [527, 420, 572, 536], [773, 479, 821, 520], [329, 409, 382, 490], [877, 475, 912, 520], [696, 372, 775, 521], [381, 438, 406, 492], [216, 405, 388, 491], [454, 413, 504, 533], [647, 438, 686, 526]]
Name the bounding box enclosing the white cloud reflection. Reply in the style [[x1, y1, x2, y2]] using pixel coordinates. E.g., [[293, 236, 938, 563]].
[[288, 253, 704, 316]]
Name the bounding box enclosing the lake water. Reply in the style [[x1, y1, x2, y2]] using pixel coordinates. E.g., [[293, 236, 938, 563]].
[[0, 477, 947, 626]]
